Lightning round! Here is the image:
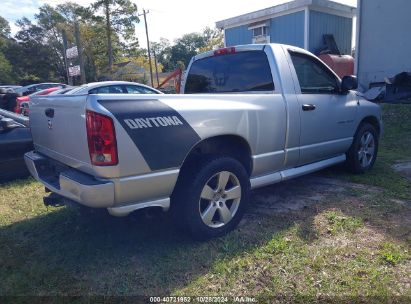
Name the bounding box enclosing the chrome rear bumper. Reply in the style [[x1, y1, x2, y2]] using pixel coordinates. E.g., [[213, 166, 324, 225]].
[[24, 151, 172, 216], [25, 151, 115, 208]]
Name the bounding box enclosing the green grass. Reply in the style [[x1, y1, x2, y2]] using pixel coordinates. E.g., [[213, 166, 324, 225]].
[[322, 210, 363, 235], [1, 104, 410, 301], [324, 104, 411, 200], [379, 242, 409, 266]]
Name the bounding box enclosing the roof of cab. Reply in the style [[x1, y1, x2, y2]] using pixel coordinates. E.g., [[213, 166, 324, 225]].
[[191, 43, 309, 62]]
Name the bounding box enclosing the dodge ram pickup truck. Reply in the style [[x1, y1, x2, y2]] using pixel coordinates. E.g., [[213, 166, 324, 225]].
[[25, 44, 382, 239]]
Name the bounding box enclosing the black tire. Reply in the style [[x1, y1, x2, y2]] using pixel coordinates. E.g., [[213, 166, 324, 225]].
[[171, 156, 250, 240], [346, 123, 379, 173]]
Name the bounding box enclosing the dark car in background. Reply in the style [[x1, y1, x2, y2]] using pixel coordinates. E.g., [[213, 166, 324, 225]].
[[0, 109, 32, 181], [0, 85, 22, 92], [0, 83, 68, 113], [0, 88, 20, 112], [0, 85, 73, 180]]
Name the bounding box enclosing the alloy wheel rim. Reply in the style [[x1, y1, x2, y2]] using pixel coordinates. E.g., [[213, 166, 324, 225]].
[[199, 171, 241, 228], [358, 131, 375, 168]]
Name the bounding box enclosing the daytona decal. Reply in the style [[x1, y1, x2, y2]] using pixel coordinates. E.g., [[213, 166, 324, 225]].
[[98, 99, 201, 171], [124, 116, 183, 129]]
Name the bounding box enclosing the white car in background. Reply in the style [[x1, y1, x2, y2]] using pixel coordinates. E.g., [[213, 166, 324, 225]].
[[66, 81, 162, 95]]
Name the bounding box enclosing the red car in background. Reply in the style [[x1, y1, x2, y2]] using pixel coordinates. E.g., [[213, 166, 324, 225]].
[[15, 87, 61, 115]]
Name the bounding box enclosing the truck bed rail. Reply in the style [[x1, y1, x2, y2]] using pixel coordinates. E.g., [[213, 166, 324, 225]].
[[0, 109, 30, 127]]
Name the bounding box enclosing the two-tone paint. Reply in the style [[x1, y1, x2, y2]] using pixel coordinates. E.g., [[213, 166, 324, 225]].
[[25, 44, 382, 216]]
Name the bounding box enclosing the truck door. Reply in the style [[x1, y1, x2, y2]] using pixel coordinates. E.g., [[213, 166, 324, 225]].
[[287, 50, 358, 165]]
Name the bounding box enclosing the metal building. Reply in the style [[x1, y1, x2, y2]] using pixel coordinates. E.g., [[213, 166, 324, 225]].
[[216, 0, 356, 55], [355, 0, 411, 91]]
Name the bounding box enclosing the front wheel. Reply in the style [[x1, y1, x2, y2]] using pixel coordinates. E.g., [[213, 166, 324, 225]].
[[172, 156, 250, 240], [346, 123, 379, 173]]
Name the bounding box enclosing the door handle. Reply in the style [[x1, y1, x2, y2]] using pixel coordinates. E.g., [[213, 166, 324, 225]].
[[45, 108, 54, 118], [302, 104, 316, 111]]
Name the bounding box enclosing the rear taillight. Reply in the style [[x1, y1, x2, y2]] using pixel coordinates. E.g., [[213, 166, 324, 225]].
[[214, 47, 236, 56], [86, 110, 118, 166]]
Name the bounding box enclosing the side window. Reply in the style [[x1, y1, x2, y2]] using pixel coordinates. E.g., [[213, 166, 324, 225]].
[[89, 85, 125, 94], [41, 84, 59, 90], [36, 84, 49, 91], [289, 51, 339, 94], [125, 85, 157, 94]]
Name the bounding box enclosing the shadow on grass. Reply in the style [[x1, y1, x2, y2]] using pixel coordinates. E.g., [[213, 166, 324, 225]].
[[0, 191, 296, 297], [0, 166, 410, 297]]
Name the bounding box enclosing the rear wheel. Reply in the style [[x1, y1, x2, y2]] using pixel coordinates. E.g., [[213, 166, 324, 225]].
[[172, 156, 250, 240], [346, 123, 379, 173]]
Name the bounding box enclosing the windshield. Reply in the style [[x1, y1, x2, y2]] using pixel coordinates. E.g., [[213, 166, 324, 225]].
[[65, 84, 88, 95], [184, 50, 274, 94]]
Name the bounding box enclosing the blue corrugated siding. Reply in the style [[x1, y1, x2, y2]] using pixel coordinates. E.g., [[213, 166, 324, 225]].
[[309, 10, 352, 55], [225, 12, 304, 47], [270, 11, 305, 48], [225, 25, 253, 46]]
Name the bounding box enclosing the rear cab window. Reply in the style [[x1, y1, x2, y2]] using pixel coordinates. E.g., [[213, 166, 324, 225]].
[[184, 50, 274, 94]]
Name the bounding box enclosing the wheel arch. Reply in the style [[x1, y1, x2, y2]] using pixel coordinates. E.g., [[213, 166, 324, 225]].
[[171, 138, 252, 239], [181, 134, 253, 176], [358, 115, 381, 136]]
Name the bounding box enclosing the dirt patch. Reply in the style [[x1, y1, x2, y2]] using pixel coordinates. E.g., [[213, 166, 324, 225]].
[[247, 175, 381, 215], [393, 162, 411, 181]]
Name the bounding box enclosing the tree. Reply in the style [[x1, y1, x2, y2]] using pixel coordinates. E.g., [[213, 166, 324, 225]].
[[0, 16, 11, 39], [13, 16, 65, 83], [162, 33, 205, 70], [2, 5, 222, 84], [152, 28, 224, 71], [91, 0, 139, 70], [57, 2, 91, 21], [151, 38, 171, 70], [1, 1, 144, 84], [0, 15, 11, 78], [0, 16, 19, 83], [34, 5, 67, 80], [56, 2, 99, 82], [199, 27, 224, 52], [0, 53, 13, 84], [0, 15, 10, 56]]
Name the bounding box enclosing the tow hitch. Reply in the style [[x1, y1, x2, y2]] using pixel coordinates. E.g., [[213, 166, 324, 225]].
[[43, 193, 70, 207]]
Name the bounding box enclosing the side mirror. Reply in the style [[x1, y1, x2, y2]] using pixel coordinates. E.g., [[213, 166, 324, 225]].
[[341, 75, 358, 93]]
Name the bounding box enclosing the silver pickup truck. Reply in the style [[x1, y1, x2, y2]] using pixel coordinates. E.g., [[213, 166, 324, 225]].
[[25, 44, 382, 239]]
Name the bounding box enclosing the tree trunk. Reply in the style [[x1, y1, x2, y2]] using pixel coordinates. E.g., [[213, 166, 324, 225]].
[[105, 1, 113, 71]]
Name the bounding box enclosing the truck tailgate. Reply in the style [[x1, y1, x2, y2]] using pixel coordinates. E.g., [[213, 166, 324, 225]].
[[29, 95, 91, 170]]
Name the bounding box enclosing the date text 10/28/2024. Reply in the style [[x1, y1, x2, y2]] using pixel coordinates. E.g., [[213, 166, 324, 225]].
[[149, 296, 257, 303]]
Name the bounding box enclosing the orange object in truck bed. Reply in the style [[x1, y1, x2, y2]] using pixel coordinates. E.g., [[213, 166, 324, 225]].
[[319, 54, 354, 78]]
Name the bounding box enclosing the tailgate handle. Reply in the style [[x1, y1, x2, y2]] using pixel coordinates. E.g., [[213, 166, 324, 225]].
[[45, 108, 54, 118]]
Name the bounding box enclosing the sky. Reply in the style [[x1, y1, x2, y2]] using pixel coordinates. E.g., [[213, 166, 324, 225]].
[[2, 0, 357, 48]]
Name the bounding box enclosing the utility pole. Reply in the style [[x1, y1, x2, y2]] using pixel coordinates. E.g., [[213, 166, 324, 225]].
[[153, 49, 160, 87], [139, 9, 154, 87], [61, 29, 72, 85], [74, 21, 86, 84]]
